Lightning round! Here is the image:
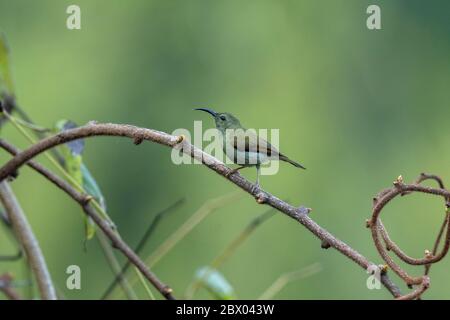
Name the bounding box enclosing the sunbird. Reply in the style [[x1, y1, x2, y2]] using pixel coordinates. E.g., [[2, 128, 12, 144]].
[[194, 108, 305, 188]]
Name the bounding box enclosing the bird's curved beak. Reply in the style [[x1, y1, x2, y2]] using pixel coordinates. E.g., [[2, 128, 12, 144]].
[[194, 108, 218, 118]]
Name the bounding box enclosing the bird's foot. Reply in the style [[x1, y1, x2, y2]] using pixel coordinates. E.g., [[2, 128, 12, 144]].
[[251, 182, 261, 194], [225, 168, 238, 178]]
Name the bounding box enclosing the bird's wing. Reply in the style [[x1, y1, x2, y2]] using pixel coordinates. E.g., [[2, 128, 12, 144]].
[[231, 129, 280, 157]]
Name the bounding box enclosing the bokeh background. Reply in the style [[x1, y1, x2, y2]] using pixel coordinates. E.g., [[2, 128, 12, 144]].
[[0, 0, 450, 299]]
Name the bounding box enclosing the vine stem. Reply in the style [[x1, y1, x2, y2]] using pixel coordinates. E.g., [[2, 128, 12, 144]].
[[0, 182, 56, 299]]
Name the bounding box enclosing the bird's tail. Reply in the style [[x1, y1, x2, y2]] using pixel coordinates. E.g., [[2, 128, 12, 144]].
[[280, 155, 306, 169]]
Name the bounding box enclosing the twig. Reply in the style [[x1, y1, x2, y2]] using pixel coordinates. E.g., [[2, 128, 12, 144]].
[[83, 203, 175, 299], [370, 174, 450, 298], [111, 192, 241, 298], [258, 263, 322, 300], [96, 231, 138, 300], [0, 123, 402, 297], [0, 273, 22, 300], [110, 193, 240, 299], [14, 104, 65, 164], [0, 208, 24, 261], [395, 276, 430, 300], [0, 182, 57, 299], [145, 192, 241, 268], [102, 198, 184, 300], [185, 209, 275, 299], [425, 213, 449, 275], [414, 174, 450, 276], [0, 250, 22, 261], [0, 139, 175, 300], [210, 209, 275, 268]]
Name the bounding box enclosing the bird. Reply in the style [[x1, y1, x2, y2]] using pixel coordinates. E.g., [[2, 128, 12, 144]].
[[194, 108, 305, 189]]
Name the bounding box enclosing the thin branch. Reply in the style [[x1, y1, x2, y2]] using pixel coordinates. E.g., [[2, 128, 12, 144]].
[[96, 231, 138, 300], [209, 209, 275, 269], [0, 139, 175, 300], [110, 192, 241, 299], [0, 250, 22, 261], [425, 213, 449, 275], [13, 104, 65, 165], [185, 209, 275, 299], [258, 263, 322, 300], [84, 203, 175, 299], [370, 176, 450, 287], [0, 273, 22, 300], [0, 123, 402, 297], [102, 198, 184, 300], [369, 174, 450, 299], [0, 182, 56, 299], [395, 276, 430, 300], [145, 192, 241, 268], [0, 207, 24, 261]]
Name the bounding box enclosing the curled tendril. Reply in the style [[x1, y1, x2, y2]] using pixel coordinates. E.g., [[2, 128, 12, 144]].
[[370, 173, 450, 299]]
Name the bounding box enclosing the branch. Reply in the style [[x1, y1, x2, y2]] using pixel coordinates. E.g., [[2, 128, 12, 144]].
[[370, 174, 450, 299], [258, 263, 322, 300], [0, 273, 22, 300], [395, 276, 430, 301], [0, 123, 402, 297], [0, 181, 56, 299], [96, 231, 138, 300], [0, 139, 175, 300], [102, 198, 184, 300], [185, 208, 275, 299]]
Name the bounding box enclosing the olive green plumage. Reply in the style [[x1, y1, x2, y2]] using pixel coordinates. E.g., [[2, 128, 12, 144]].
[[195, 108, 305, 188]]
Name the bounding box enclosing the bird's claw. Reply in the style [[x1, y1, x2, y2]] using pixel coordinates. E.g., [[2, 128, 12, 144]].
[[251, 183, 261, 194], [225, 169, 237, 178]]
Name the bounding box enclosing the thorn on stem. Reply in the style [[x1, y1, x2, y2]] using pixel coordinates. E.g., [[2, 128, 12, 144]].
[[372, 197, 378, 206], [133, 136, 143, 145], [321, 240, 331, 249]]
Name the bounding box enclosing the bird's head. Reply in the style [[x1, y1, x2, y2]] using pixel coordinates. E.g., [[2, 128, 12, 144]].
[[194, 108, 242, 131]]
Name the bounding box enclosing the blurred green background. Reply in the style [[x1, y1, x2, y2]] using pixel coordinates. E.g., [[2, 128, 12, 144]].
[[0, 0, 450, 299]]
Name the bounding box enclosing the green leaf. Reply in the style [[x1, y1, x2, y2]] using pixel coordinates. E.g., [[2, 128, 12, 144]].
[[0, 33, 15, 99], [84, 216, 96, 241], [55, 120, 85, 155], [81, 164, 106, 210], [60, 143, 83, 185], [56, 119, 107, 241], [195, 267, 236, 300]]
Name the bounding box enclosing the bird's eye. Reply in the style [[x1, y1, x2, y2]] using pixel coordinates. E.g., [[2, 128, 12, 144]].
[[220, 115, 226, 121]]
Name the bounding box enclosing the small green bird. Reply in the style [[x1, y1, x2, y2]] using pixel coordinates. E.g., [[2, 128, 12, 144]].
[[195, 108, 305, 188]]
